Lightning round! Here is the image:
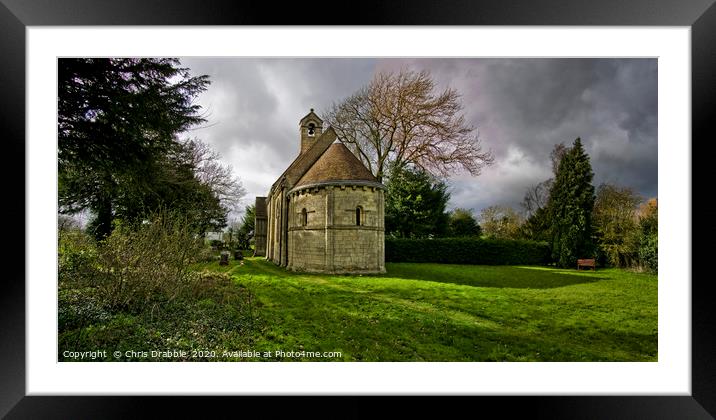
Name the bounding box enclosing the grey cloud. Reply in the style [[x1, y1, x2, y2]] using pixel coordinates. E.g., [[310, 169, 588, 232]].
[[179, 57, 376, 216], [378, 58, 657, 212], [178, 57, 657, 218]]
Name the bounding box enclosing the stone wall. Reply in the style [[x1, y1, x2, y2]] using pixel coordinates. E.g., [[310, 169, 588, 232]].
[[254, 196, 267, 256], [266, 187, 285, 265], [288, 188, 328, 271], [287, 184, 385, 274]]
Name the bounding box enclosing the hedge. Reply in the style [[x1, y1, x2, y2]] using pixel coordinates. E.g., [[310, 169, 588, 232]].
[[385, 237, 551, 265]]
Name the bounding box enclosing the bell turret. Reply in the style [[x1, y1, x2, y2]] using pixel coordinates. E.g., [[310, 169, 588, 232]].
[[299, 108, 323, 155]]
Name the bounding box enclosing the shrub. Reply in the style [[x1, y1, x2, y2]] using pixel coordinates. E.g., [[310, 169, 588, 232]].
[[385, 237, 551, 265], [58, 287, 112, 331], [94, 212, 206, 310], [637, 198, 658, 273], [639, 233, 658, 273], [196, 245, 218, 263], [58, 229, 99, 287]]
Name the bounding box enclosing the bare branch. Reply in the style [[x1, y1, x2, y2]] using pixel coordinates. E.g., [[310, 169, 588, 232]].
[[324, 68, 494, 182]]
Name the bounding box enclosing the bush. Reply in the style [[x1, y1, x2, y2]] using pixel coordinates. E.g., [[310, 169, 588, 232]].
[[196, 245, 218, 263], [385, 237, 551, 265], [96, 213, 206, 310], [58, 287, 112, 331], [639, 233, 658, 273], [58, 229, 99, 287], [59, 212, 220, 311]]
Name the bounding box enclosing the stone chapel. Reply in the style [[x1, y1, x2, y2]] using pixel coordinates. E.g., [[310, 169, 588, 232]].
[[253, 109, 386, 274]]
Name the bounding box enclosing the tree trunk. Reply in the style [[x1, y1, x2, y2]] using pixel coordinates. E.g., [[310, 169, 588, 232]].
[[92, 197, 113, 241]]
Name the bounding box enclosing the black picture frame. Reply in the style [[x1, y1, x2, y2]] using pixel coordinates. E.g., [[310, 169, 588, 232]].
[[2, 0, 713, 417]]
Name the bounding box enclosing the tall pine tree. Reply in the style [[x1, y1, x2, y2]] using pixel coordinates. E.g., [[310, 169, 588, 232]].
[[548, 138, 596, 268], [58, 58, 211, 239]]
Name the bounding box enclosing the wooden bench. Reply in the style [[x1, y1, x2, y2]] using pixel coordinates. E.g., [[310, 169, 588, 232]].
[[577, 258, 596, 271]]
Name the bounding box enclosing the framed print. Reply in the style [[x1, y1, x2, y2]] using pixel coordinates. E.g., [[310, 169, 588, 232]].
[[3, 0, 715, 417]]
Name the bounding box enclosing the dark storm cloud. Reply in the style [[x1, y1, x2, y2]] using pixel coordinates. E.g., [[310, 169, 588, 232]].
[[179, 57, 376, 217], [179, 57, 657, 219], [378, 58, 657, 212]]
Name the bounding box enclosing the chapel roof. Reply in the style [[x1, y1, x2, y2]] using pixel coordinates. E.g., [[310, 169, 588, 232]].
[[269, 127, 338, 193], [294, 141, 378, 188]]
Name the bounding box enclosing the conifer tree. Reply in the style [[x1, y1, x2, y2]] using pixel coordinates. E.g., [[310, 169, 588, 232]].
[[547, 138, 596, 267], [384, 165, 450, 238], [58, 58, 222, 239]]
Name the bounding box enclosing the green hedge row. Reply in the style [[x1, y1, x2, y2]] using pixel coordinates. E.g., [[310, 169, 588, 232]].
[[385, 237, 551, 265]]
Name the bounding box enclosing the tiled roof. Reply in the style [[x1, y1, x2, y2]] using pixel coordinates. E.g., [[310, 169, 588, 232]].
[[295, 142, 377, 187]]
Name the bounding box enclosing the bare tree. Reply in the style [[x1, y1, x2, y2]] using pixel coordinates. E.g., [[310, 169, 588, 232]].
[[479, 205, 524, 240], [550, 142, 569, 174], [182, 138, 246, 213], [522, 178, 553, 217], [325, 69, 494, 182], [522, 143, 572, 217]]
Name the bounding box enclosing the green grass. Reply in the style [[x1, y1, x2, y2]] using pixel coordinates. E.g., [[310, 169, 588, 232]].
[[58, 257, 657, 362], [192, 258, 657, 362]]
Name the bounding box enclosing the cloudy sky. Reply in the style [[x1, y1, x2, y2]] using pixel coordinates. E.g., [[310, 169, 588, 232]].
[[180, 57, 657, 221]]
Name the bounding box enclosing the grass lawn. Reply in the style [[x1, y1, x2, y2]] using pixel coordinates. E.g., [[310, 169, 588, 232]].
[[196, 257, 657, 362]]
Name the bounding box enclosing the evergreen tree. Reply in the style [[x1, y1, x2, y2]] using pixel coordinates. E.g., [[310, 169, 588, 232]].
[[448, 208, 482, 237], [236, 204, 256, 249], [521, 206, 551, 242], [547, 138, 596, 267], [58, 58, 212, 239], [385, 165, 450, 238]]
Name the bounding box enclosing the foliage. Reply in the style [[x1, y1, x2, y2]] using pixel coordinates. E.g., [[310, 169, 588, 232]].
[[520, 206, 552, 242], [58, 221, 259, 361], [325, 68, 493, 182], [99, 213, 209, 310], [638, 198, 658, 236], [384, 165, 450, 238], [638, 234, 658, 273], [520, 144, 571, 242], [58, 58, 243, 240], [236, 204, 256, 250], [59, 211, 210, 311], [479, 205, 525, 240], [58, 214, 82, 232], [637, 198, 658, 272], [196, 245, 219, 263], [58, 229, 100, 287], [547, 138, 596, 268], [58, 268, 258, 361], [385, 237, 551, 265], [58, 287, 113, 331], [593, 183, 643, 268], [123, 139, 234, 234], [447, 208, 481, 237]]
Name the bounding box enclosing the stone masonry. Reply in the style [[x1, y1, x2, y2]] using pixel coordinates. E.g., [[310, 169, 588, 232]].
[[255, 109, 385, 274]]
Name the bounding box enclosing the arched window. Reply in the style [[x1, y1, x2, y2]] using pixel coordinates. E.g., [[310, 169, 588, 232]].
[[307, 123, 316, 136], [301, 208, 308, 226], [356, 206, 363, 226]]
